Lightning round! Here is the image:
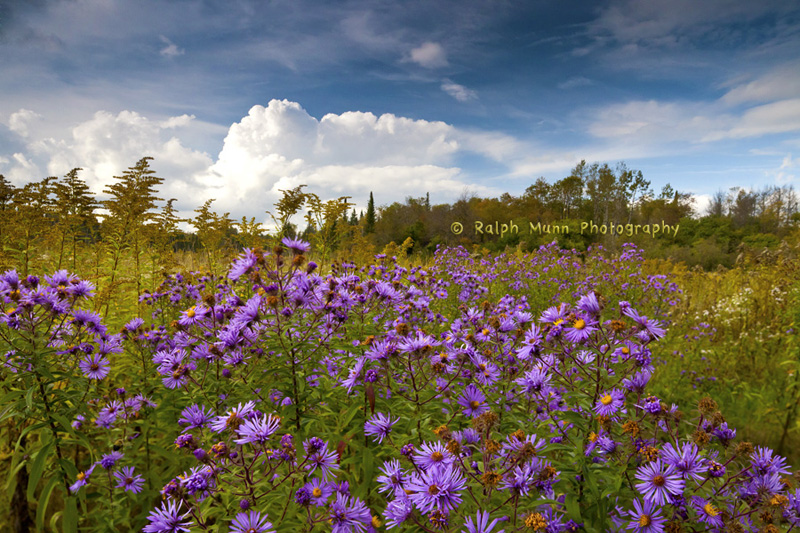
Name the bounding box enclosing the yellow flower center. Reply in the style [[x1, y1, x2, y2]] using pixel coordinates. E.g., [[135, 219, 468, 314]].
[[704, 502, 719, 517], [621, 347, 630, 354], [428, 484, 440, 495], [312, 487, 322, 497], [470, 400, 481, 409], [76, 472, 86, 481], [553, 319, 563, 326], [573, 319, 586, 330], [186, 307, 196, 318], [372, 516, 382, 528], [653, 474, 665, 487], [639, 514, 652, 527], [431, 451, 444, 462], [601, 394, 613, 405]]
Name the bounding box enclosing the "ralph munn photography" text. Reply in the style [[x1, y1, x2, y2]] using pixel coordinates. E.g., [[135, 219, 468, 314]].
[[451, 220, 680, 238]]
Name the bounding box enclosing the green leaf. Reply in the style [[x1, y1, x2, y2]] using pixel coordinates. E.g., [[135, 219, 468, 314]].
[[27, 439, 53, 502], [63, 495, 78, 533], [36, 475, 59, 531]]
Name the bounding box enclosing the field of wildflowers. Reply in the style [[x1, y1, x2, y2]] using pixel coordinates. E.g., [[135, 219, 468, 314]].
[[1, 241, 799, 532]]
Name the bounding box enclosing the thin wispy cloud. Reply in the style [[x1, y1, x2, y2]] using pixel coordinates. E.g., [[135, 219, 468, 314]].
[[159, 35, 184, 58]]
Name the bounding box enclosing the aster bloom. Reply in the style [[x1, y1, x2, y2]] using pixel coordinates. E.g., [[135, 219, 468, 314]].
[[305, 447, 340, 480], [623, 307, 666, 340], [750, 446, 791, 477], [281, 237, 311, 255], [100, 450, 124, 469], [229, 249, 260, 281], [114, 466, 144, 493], [79, 353, 110, 380], [304, 477, 334, 507], [593, 388, 625, 417], [364, 412, 400, 444], [178, 404, 214, 432], [514, 366, 553, 398], [458, 384, 489, 417], [384, 497, 413, 529], [407, 465, 467, 514], [328, 493, 372, 533], [178, 305, 209, 327], [660, 442, 707, 482], [462, 510, 505, 533], [564, 314, 598, 343], [635, 460, 684, 506], [69, 463, 96, 493], [143, 499, 193, 533], [229, 511, 275, 533], [209, 401, 257, 433], [413, 441, 456, 472], [626, 499, 665, 533], [690, 497, 724, 528], [377, 460, 409, 497], [234, 414, 281, 445]]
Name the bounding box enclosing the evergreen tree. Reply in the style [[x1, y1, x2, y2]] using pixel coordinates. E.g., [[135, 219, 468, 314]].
[[365, 192, 376, 234]]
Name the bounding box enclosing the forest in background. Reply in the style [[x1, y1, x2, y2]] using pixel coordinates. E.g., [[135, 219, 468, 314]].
[[1, 156, 799, 297]]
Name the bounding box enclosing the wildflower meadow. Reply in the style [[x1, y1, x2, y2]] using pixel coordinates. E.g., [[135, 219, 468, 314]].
[[2, 239, 800, 532]]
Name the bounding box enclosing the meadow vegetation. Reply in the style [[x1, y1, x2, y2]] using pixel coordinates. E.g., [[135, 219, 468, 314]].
[[1, 158, 800, 532]]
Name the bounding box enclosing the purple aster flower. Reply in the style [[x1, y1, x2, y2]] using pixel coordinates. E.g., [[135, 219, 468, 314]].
[[407, 465, 466, 514], [79, 353, 110, 380], [539, 304, 568, 325], [143, 499, 193, 533], [413, 441, 455, 472], [622, 370, 651, 393], [364, 412, 399, 444], [69, 463, 96, 493], [234, 414, 281, 445], [377, 459, 409, 497], [690, 497, 724, 528], [124, 317, 144, 332], [229, 249, 260, 281], [178, 305, 209, 327], [281, 237, 311, 255], [577, 292, 601, 315], [114, 466, 144, 493], [384, 496, 413, 529], [593, 389, 625, 417], [514, 366, 552, 398], [626, 499, 665, 533], [100, 451, 124, 470], [635, 460, 684, 506], [660, 442, 707, 482], [178, 404, 214, 432], [304, 477, 334, 507], [563, 314, 598, 344], [229, 511, 275, 533], [295, 487, 312, 506], [640, 396, 662, 415], [712, 422, 736, 445], [328, 493, 372, 533], [458, 384, 489, 418], [305, 447, 339, 480], [750, 446, 791, 477], [623, 307, 666, 340], [209, 401, 256, 433], [462, 510, 505, 533]]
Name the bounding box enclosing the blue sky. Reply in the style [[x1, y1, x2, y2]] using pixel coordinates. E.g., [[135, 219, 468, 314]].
[[1, 0, 799, 223]]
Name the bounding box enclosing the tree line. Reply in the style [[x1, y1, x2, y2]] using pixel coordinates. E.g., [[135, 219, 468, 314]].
[[1, 157, 799, 315]]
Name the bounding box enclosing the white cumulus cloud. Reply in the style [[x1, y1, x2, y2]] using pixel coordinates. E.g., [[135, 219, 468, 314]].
[[407, 42, 448, 69]]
